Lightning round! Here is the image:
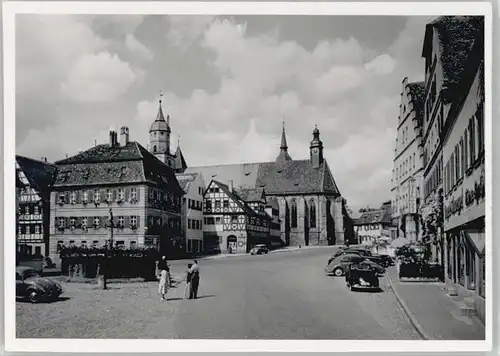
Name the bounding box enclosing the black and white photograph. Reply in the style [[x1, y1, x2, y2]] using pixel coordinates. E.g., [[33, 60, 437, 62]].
[[3, 2, 492, 353]]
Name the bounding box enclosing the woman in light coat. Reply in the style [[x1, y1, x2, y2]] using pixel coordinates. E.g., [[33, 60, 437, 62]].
[[157, 256, 171, 301]]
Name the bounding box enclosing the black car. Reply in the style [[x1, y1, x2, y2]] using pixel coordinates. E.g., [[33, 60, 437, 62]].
[[16, 266, 63, 303], [345, 262, 380, 291]]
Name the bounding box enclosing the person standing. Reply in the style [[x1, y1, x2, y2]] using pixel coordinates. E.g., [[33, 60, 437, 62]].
[[184, 263, 193, 299], [189, 260, 200, 299], [157, 256, 170, 301]]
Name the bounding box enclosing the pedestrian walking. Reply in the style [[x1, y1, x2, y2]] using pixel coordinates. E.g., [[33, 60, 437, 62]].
[[157, 256, 170, 301], [189, 260, 200, 299], [184, 263, 193, 299]]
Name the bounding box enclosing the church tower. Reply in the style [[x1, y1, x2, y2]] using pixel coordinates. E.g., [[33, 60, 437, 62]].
[[275, 122, 292, 165], [310, 125, 324, 168], [149, 95, 171, 165]]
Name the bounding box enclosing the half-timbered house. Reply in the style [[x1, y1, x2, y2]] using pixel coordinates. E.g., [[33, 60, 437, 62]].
[[203, 180, 271, 253], [49, 128, 185, 263], [16, 156, 57, 257]]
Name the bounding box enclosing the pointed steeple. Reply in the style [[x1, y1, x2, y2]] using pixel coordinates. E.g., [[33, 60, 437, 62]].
[[280, 121, 288, 150], [174, 135, 187, 173], [155, 92, 166, 122], [276, 121, 292, 164]]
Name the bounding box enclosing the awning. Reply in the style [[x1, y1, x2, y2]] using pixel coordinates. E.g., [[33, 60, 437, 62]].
[[390, 237, 410, 248], [462, 230, 485, 256]]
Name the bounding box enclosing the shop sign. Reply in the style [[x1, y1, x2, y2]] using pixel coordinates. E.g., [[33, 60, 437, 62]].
[[465, 173, 486, 208], [444, 193, 463, 221]]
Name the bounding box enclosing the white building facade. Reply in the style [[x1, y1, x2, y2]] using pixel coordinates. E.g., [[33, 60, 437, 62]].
[[176, 172, 205, 254], [391, 77, 425, 242]]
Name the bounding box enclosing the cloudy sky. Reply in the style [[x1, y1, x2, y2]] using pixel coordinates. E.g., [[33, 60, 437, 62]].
[[15, 14, 436, 213]]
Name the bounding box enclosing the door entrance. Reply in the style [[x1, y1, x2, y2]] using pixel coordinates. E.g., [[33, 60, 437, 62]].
[[227, 235, 237, 253]]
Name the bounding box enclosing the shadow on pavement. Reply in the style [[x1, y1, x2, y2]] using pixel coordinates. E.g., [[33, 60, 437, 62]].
[[16, 296, 71, 304]]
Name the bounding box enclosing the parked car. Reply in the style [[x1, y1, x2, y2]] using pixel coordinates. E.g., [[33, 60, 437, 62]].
[[17, 255, 44, 275], [345, 262, 380, 291], [16, 266, 62, 303], [327, 248, 372, 265], [325, 254, 385, 277], [250, 244, 269, 255]]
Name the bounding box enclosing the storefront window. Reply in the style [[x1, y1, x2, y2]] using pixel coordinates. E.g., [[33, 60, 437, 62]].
[[466, 245, 476, 290], [458, 244, 465, 286]]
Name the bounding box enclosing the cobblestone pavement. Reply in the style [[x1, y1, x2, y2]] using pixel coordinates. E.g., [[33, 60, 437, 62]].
[[386, 267, 485, 340], [17, 248, 420, 339]]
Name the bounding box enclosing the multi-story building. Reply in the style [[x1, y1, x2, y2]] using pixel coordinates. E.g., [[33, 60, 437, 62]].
[[186, 125, 355, 247], [16, 156, 57, 257], [176, 172, 205, 254], [49, 128, 185, 263], [391, 78, 425, 242], [203, 180, 270, 253], [420, 16, 483, 264], [442, 24, 485, 321], [354, 202, 394, 245]]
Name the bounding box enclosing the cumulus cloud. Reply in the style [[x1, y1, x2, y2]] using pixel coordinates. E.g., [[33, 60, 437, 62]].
[[167, 15, 215, 53], [125, 33, 154, 61], [61, 52, 138, 103]]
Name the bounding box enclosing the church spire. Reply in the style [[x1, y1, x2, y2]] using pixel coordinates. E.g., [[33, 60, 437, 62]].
[[155, 92, 166, 122], [280, 121, 288, 150], [276, 121, 292, 164]]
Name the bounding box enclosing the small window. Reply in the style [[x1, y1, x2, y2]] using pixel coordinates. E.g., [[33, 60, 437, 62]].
[[231, 215, 238, 223], [130, 241, 137, 248], [92, 240, 99, 247]]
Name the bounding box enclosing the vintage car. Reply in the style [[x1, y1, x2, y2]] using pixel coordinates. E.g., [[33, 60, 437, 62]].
[[16, 266, 63, 303], [327, 248, 372, 265], [345, 262, 380, 291], [250, 244, 269, 255], [325, 254, 385, 277]]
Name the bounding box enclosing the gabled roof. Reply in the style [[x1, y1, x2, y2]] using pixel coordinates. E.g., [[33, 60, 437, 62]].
[[407, 81, 425, 126], [354, 208, 392, 226], [175, 172, 199, 193], [209, 180, 259, 217], [423, 16, 484, 102], [53, 141, 184, 194], [16, 155, 57, 192]]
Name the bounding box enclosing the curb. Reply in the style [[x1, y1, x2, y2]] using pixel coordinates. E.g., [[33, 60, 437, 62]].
[[384, 272, 431, 340]]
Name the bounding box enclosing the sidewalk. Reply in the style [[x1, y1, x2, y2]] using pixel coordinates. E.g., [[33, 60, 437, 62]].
[[386, 267, 485, 340]]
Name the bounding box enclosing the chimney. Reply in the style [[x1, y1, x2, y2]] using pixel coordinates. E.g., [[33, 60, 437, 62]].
[[120, 126, 129, 146], [109, 130, 118, 147], [229, 180, 233, 192], [41, 157, 47, 163]]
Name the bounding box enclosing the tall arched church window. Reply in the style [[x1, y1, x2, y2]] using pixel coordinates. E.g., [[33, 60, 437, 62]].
[[153, 145, 157, 153], [291, 199, 297, 228], [309, 200, 316, 228]]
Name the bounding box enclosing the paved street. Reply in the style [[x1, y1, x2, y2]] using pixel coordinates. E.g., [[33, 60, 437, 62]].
[[17, 247, 420, 339]]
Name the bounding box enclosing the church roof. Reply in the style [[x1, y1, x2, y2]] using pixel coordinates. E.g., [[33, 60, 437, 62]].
[[185, 159, 340, 196], [266, 197, 279, 209], [16, 155, 57, 192], [53, 141, 184, 194], [423, 16, 483, 102]]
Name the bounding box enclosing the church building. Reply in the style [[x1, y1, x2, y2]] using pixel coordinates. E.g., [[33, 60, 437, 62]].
[[186, 124, 354, 247]]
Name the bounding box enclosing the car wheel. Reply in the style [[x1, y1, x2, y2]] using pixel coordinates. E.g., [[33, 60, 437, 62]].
[[333, 268, 344, 277], [28, 289, 40, 303]]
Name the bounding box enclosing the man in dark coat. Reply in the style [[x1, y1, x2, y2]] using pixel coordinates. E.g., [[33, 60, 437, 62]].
[[189, 260, 200, 299]]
